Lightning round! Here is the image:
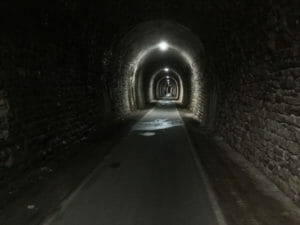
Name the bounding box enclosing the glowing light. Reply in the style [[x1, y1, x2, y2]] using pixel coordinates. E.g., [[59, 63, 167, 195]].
[[164, 68, 169, 72], [158, 41, 169, 51]]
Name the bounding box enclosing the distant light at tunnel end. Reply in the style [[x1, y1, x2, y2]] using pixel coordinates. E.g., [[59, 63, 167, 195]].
[[158, 41, 169, 51]]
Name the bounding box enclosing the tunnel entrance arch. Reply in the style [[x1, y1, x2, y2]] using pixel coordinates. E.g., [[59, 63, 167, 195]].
[[109, 20, 218, 128], [155, 76, 179, 100], [149, 68, 183, 103]]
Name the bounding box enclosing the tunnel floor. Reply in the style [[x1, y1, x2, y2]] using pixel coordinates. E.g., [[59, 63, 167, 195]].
[[43, 103, 220, 225]]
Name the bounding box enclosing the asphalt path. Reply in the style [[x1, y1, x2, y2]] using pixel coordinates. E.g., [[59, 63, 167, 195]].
[[43, 103, 222, 225]]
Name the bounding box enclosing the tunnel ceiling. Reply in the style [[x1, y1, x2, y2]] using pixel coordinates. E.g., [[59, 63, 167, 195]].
[[136, 48, 192, 79], [2, 0, 295, 80]]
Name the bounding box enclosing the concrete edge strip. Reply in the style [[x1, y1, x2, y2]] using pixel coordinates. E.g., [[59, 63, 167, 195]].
[[178, 110, 228, 225], [41, 107, 157, 225], [187, 137, 228, 225]]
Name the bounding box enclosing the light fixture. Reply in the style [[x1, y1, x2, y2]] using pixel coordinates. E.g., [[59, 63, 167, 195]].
[[164, 68, 169, 72], [158, 41, 169, 51]]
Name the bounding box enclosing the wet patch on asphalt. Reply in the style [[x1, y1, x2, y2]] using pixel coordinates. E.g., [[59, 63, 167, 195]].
[[132, 119, 183, 131]]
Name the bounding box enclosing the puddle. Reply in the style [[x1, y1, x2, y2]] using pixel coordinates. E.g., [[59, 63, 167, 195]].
[[139, 132, 156, 136], [132, 119, 183, 131]]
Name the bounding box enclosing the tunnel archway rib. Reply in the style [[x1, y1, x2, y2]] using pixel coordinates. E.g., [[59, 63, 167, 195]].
[[135, 49, 190, 107], [155, 76, 179, 100], [149, 69, 183, 103]]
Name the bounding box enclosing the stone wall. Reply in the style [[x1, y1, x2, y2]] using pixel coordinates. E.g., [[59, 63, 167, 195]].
[[0, 85, 10, 167], [218, 68, 300, 203], [215, 1, 300, 204], [0, 24, 112, 169]]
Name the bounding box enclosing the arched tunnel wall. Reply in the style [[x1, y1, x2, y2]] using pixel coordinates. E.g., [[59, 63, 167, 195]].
[[212, 1, 300, 202], [0, 0, 299, 204]]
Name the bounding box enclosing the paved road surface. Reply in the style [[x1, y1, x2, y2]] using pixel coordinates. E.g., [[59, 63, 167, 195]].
[[43, 103, 221, 225]]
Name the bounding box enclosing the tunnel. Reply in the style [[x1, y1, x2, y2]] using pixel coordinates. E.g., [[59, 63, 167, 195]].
[[0, 1, 299, 225]]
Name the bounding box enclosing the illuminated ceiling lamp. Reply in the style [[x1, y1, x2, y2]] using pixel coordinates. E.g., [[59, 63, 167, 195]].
[[164, 68, 169, 72], [158, 41, 169, 51]]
